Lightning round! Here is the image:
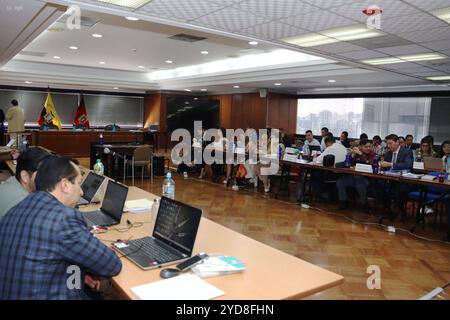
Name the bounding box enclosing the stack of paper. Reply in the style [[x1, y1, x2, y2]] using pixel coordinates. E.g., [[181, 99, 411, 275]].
[[131, 274, 225, 300], [191, 255, 245, 278], [403, 173, 423, 179], [124, 199, 153, 213]]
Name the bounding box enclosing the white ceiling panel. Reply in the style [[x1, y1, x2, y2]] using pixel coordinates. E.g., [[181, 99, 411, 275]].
[[402, 0, 450, 11], [238, 21, 309, 40], [380, 13, 447, 34], [398, 27, 450, 43], [284, 10, 355, 31], [192, 7, 270, 31], [304, 0, 356, 9], [137, 0, 227, 22], [420, 40, 450, 51], [314, 42, 367, 54], [235, 0, 319, 20], [377, 44, 433, 55], [336, 50, 388, 60], [331, 0, 422, 23]]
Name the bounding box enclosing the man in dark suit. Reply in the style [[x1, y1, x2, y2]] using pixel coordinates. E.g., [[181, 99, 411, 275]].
[[378, 134, 414, 215], [0, 156, 122, 299]]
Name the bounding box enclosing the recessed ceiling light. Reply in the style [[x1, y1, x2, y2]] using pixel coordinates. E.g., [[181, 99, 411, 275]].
[[99, 61, 106, 65], [138, 65, 145, 69], [25, 81, 33, 84], [248, 41, 258, 45], [165, 60, 173, 64], [200, 88, 207, 92], [427, 75, 450, 81], [200, 51, 209, 55], [328, 80, 336, 83], [430, 6, 450, 24], [194, 97, 199, 100], [53, 56, 61, 59], [125, 16, 139, 21], [69, 46, 78, 50], [184, 89, 191, 92], [362, 53, 446, 65], [274, 83, 282, 86], [113, 87, 119, 90], [92, 34, 103, 38], [233, 85, 240, 89], [282, 24, 384, 47], [97, 0, 153, 9]]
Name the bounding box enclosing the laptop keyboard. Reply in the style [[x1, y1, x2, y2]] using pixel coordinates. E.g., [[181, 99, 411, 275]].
[[129, 237, 181, 264], [84, 211, 115, 226]]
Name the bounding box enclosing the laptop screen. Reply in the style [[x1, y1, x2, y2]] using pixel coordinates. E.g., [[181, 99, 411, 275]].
[[101, 181, 128, 221], [81, 172, 105, 201], [153, 197, 202, 256]]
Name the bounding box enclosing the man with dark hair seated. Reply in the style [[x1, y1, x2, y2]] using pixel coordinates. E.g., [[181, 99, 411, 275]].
[[378, 134, 414, 215], [336, 139, 376, 213], [0, 156, 122, 299], [0, 147, 49, 220]]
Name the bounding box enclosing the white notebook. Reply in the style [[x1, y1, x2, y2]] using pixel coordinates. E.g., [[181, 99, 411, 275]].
[[131, 274, 225, 300]]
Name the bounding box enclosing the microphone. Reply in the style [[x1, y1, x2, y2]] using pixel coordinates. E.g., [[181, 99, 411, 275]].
[[103, 147, 124, 160]]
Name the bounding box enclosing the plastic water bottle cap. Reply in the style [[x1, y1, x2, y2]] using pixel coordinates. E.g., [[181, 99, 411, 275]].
[[166, 172, 172, 179], [96, 159, 101, 163]]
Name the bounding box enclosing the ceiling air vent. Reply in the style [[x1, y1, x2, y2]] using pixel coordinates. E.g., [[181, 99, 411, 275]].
[[168, 33, 207, 42]]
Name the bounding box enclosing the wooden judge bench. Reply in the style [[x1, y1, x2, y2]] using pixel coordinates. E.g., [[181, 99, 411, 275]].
[[25, 130, 144, 158]]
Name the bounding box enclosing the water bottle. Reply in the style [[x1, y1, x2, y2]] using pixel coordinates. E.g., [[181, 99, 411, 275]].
[[162, 172, 175, 199], [416, 150, 422, 162], [99, 133, 104, 145], [19, 140, 28, 153], [372, 160, 379, 174], [278, 144, 283, 160], [72, 124, 76, 132], [112, 123, 116, 132], [93, 159, 104, 175], [344, 152, 352, 168]]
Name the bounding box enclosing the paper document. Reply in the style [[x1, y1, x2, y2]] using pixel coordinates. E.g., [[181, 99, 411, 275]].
[[131, 274, 225, 300], [124, 199, 153, 212]]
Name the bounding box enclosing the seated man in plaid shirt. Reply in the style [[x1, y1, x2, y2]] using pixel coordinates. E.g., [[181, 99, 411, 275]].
[[0, 156, 122, 299]]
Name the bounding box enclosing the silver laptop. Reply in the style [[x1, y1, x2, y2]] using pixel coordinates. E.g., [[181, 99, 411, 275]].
[[114, 197, 202, 270], [77, 172, 105, 206]]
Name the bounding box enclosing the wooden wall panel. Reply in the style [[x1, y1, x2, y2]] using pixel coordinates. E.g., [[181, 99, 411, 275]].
[[267, 93, 297, 134]]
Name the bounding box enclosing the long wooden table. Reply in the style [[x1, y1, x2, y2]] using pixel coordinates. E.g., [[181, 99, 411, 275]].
[[280, 159, 450, 233], [80, 186, 344, 300]]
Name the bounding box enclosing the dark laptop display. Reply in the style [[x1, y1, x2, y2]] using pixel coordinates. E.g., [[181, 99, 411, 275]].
[[77, 172, 105, 205], [115, 197, 202, 270], [83, 180, 128, 227]]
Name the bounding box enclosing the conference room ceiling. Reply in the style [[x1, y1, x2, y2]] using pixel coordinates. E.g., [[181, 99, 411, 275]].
[[1, 0, 450, 93]]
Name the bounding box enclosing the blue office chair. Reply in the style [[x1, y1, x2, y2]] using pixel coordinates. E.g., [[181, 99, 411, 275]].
[[408, 172, 449, 231]]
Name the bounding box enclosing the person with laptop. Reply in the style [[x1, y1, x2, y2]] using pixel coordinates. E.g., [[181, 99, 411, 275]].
[[115, 196, 202, 270], [0, 156, 122, 299], [0, 147, 49, 221]]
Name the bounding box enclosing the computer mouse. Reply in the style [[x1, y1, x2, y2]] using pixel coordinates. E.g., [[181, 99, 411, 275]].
[[160, 268, 180, 279]]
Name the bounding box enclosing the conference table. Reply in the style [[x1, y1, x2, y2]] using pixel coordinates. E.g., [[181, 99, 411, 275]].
[[80, 186, 344, 300], [279, 158, 450, 232]]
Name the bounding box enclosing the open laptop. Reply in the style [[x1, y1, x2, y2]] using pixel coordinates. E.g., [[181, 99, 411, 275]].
[[83, 180, 128, 227], [114, 196, 202, 270], [76, 172, 105, 206]]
